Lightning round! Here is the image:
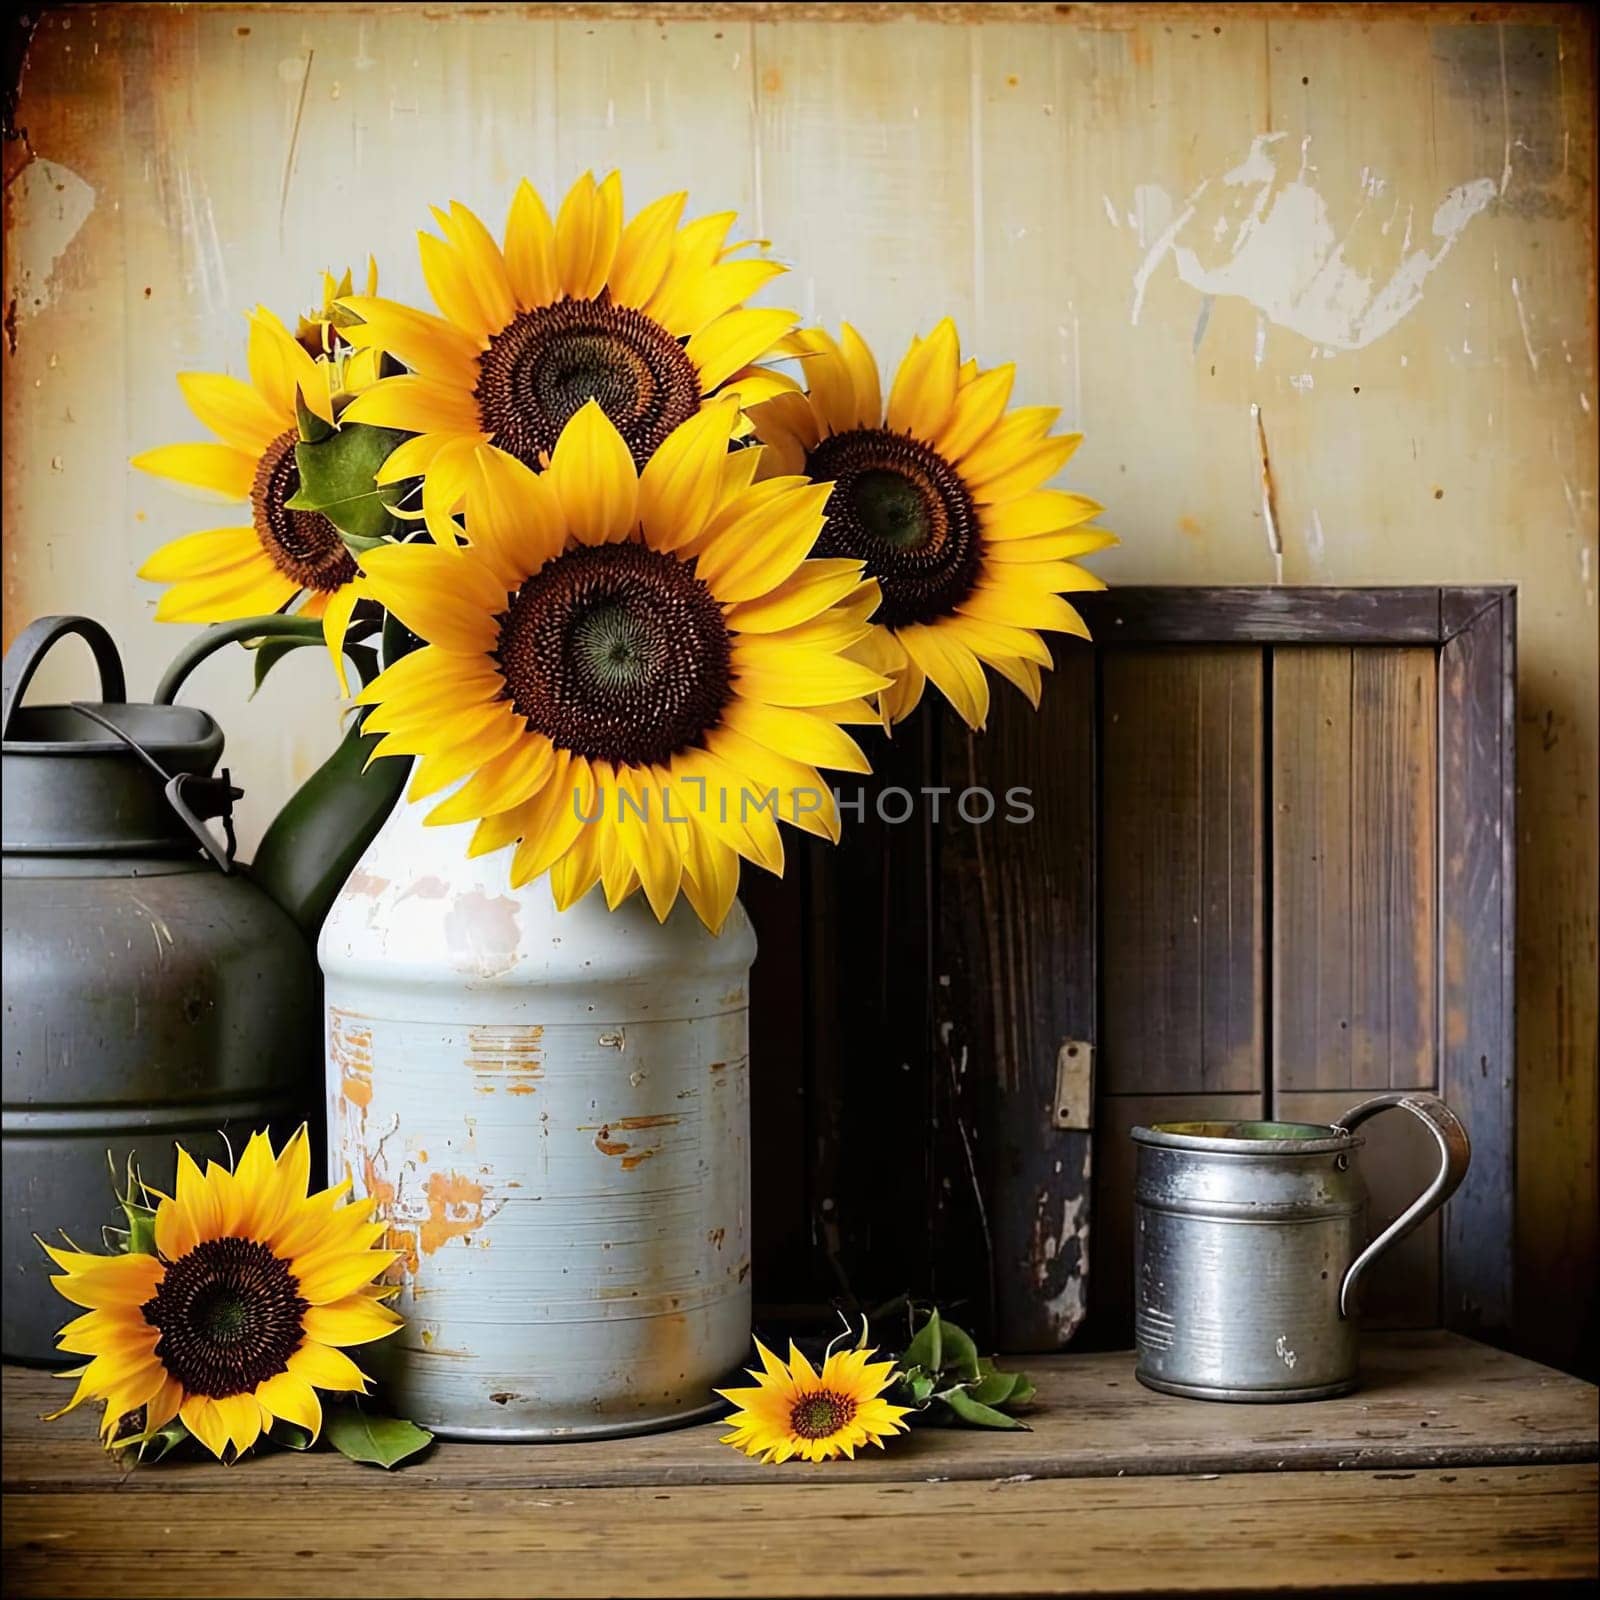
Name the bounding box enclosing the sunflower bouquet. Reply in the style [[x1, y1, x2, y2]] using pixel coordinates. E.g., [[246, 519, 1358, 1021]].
[[135, 172, 1111, 930]]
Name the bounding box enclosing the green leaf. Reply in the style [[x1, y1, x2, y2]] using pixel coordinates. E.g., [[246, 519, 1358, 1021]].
[[295, 387, 336, 444], [323, 1407, 434, 1469], [967, 1369, 1021, 1408], [136, 1419, 191, 1463], [287, 423, 409, 538], [1008, 1375, 1037, 1408], [909, 1374, 936, 1404], [270, 1420, 315, 1451], [249, 634, 317, 698], [902, 1309, 942, 1374], [939, 1388, 1030, 1430], [938, 1318, 981, 1380]]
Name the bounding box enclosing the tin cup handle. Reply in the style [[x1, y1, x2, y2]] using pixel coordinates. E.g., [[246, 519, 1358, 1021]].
[[1335, 1092, 1471, 1318]]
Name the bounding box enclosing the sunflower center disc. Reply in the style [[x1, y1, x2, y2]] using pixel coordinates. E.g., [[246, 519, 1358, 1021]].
[[141, 1236, 309, 1399], [805, 428, 983, 629], [475, 300, 702, 470], [252, 430, 360, 594], [495, 542, 731, 768], [790, 1389, 858, 1440]]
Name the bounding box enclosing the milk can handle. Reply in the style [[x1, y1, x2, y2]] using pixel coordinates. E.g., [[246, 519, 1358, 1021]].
[[1335, 1092, 1471, 1318], [1, 615, 127, 738]]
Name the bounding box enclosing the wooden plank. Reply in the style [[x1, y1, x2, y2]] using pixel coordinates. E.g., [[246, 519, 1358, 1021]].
[[1085, 1093, 1263, 1346], [1272, 648, 1438, 1094], [1276, 1090, 1441, 1331], [936, 647, 1097, 1351], [1101, 649, 1264, 1096], [5, 1465, 1595, 1598], [1077, 589, 1449, 646], [9, 1335, 1593, 1494], [803, 711, 940, 1312], [1439, 595, 1516, 1339]]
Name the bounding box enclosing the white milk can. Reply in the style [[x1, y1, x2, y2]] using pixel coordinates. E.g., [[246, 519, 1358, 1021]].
[[318, 789, 754, 1439]]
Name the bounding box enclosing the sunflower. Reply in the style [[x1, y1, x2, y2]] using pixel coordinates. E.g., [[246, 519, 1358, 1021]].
[[717, 1340, 911, 1463], [134, 279, 385, 686], [43, 1128, 399, 1462], [747, 321, 1116, 730], [353, 396, 889, 934], [335, 171, 799, 544]]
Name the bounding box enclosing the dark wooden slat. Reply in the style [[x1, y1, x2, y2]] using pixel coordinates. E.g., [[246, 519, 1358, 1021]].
[[1438, 594, 1516, 1338], [1101, 648, 1264, 1096], [803, 710, 940, 1313], [1276, 1089, 1441, 1329], [1085, 1092, 1263, 1346], [1272, 648, 1438, 1094], [741, 860, 813, 1316], [937, 648, 1097, 1351], [1077, 587, 1448, 645]]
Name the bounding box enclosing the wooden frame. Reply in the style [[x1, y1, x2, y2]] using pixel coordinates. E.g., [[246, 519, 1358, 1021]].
[[1075, 586, 1517, 1340], [748, 587, 1516, 1350]]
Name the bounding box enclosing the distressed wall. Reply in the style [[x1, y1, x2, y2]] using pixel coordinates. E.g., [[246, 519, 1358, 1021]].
[[4, 1, 1594, 1370]]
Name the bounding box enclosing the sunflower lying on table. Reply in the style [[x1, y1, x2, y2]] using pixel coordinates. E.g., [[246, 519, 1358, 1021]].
[[40, 1129, 429, 1468]]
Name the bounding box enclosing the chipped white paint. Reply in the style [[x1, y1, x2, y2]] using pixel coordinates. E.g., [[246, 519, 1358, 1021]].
[[7, 159, 94, 322], [320, 785, 754, 1439], [1127, 133, 1498, 353]]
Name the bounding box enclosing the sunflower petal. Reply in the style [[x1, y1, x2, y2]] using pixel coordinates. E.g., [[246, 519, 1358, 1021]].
[[885, 318, 960, 442], [636, 397, 741, 552], [548, 400, 638, 545], [131, 442, 258, 503], [686, 307, 800, 393], [505, 178, 560, 310], [177, 371, 287, 455]]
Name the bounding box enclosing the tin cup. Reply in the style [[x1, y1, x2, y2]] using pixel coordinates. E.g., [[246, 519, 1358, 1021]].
[[1132, 1092, 1470, 1402]]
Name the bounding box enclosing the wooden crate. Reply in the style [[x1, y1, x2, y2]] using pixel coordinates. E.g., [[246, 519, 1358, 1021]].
[[746, 587, 1515, 1352]]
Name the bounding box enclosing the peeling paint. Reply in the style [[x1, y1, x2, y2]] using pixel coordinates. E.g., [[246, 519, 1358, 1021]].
[[1128, 133, 1498, 352], [6, 159, 94, 329]]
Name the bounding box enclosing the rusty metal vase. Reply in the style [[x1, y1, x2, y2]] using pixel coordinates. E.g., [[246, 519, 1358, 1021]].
[[318, 783, 755, 1439]]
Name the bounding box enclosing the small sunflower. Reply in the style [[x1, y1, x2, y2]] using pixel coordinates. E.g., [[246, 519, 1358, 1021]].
[[354, 396, 889, 934], [717, 1340, 911, 1463], [43, 1128, 399, 1462], [748, 321, 1115, 730], [335, 171, 799, 541], [134, 275, 386, 684]]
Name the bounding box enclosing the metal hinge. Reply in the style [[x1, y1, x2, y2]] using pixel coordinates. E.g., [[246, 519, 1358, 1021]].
[[1053, 1040, 1095, 1131]]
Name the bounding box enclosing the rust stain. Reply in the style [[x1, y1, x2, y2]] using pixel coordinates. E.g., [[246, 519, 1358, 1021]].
[[1178, 514, 1207, 540], [386, 1226, 420, 1278], [464, 1024, 544, 1092], [601, 1114, 679, 1131], [761, 66, 782, 92], [620, 1150, 655, 1171], [342, 870, 389, 899], [708, 1061, 727, 1073], [489, 1392, 522, 1406], [707, 1227, 726, 1249], [398, 874, 451, 902], [342, 1075, 372, 1109], [594, 1133, 631, 1156], [419, 1171, 489, 1255]]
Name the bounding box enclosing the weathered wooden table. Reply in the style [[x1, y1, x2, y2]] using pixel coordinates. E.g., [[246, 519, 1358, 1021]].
[[4, 1332, 1595, 1597]]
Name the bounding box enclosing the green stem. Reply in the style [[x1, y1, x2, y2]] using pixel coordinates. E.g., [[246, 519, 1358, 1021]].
[[154, 614, 379, 704]]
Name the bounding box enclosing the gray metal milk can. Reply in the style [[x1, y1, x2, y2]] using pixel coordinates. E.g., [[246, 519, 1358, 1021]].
[[1133, 1092, 1470, 1401], [2, 616, 316, 1362]]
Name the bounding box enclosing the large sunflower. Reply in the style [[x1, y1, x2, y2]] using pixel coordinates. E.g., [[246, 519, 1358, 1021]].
[[335, 171, 799, 544], [43, 1128, 398, 1461], [717, 1340, 911, 1464], [747, 321, 1115, 729], [134, 285, 384, 683], [354, 397, 889, 934]]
